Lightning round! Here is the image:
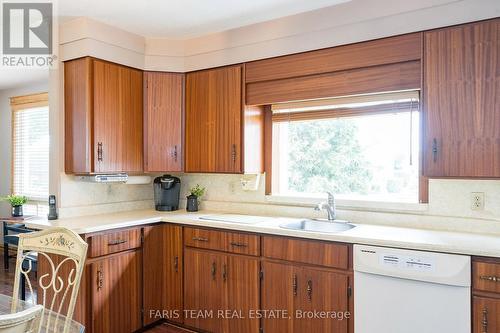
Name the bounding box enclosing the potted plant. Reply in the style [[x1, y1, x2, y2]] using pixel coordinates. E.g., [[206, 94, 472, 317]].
[[186, 184, 206, 212], [2, 195, 29, 217]]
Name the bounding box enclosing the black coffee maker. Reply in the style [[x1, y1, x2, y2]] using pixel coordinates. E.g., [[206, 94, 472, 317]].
[[154, 175, 181, 211]]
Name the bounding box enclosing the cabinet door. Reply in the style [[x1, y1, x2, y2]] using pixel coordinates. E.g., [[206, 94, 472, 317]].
[[144, 72, 184, 172], [261, 261, 295, 333], [144, 225, 183, 325], [93, 60, 143, 173], [424, 19, 500, 177], [213, 65, 242, 173], [185, 65, 242, 173], [473, 296, 500, 333], [164, 225, 184, 324], [294, 267, 350, 333], [91, 251, 142, 333], [224, 255, 260, 333], [184, 248, 224, 333]]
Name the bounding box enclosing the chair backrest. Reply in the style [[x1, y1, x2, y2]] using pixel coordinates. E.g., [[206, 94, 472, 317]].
[[0, 305, 43, 333], [11, 227, 88, 333]]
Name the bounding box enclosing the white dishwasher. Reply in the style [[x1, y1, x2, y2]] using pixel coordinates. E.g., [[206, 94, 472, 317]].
[[354, 245, 471, 333]]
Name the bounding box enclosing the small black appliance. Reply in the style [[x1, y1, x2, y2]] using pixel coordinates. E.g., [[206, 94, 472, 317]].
[[154, 175, 181, 211]]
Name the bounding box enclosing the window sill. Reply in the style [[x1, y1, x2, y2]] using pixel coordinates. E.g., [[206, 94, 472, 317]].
[[265, 194, 428, 213]]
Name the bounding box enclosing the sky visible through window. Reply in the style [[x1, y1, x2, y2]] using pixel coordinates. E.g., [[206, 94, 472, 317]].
[[273, 111, 419, 202]]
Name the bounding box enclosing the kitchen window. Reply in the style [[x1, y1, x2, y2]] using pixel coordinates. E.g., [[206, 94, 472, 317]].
[[11, 93, 50, 216], [271, 91, 420, 203]]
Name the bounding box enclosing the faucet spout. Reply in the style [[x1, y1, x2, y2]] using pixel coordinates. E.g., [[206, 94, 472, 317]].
[[315, 192, 336, 221]]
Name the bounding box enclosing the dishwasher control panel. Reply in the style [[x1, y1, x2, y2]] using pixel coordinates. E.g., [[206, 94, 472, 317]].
[[380, 253, 435, 272]]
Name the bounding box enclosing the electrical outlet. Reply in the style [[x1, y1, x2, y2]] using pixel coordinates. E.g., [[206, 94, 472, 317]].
[[471, 192, 485, 211]]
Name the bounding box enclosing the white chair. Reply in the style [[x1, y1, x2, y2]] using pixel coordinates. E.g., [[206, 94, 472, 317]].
[[11, 227, 88, 333], [0, 305, 43, 333]]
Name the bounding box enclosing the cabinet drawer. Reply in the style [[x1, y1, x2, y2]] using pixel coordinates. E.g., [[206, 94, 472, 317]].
[[473, 260, 500, 294], [89, 228, 141, 258], [262, 236, 349, 269], [184, 227, 260, 256]]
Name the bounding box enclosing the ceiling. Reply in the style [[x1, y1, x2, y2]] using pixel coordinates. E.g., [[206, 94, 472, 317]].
[[58, 0, 351, 38]]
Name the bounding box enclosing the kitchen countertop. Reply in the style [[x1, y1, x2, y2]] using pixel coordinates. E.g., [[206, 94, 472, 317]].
[[22, 209, 500, 258]]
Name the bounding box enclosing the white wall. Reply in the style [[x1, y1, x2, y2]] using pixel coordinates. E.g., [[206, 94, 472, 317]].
[[0, 81, 50, 216]]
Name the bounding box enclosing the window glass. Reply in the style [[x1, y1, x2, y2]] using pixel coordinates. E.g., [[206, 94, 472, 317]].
[[272, 111, 419, 202]]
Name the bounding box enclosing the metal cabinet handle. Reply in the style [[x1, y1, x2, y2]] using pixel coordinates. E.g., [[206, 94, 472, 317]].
[[171, 145, 178, 162], [432, 138, 438, 162], [222, 263, 227, 282], [211, 262, 216, 280], [230, 242, 247, 248], [292, 274, 298, 297], [307, 280, 313, 301], [231, 144, 237, 162], [97, 142, 103, 162], [174, 256, 179, 273], [479, 275, 500, 283], [192, 237, 208, 242], [482, 308, 488, 333], [97, 268, 104, 291], [108, 239, 127, 246]]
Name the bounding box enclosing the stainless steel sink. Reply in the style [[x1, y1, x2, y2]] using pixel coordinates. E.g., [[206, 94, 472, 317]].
[[279, 219, 355, 233]]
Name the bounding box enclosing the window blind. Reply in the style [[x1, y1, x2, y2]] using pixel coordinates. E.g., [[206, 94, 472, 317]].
[[11, 94, 49, 202], [271, 90, 420, 122]]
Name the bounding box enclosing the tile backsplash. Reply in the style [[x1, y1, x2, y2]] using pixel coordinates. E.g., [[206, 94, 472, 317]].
[[58, 173, 500, 235]]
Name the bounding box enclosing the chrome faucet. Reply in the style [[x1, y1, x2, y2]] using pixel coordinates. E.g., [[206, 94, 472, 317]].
[[315, 191, 336, 221]]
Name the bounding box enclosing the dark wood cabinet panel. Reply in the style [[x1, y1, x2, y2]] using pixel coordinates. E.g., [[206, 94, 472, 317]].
[[473, 296, 500, 333], [245, 33, 422, 83], [144, 225, 184, 326], [184, 227, 260, 256], [185, 65, 243, 173], [224, 255, 260, 333], [294, 267, 349, 333], [93, 59, 143, 173], [246, 61, 421, 106], [91, 250, 142, 333], [184, 248, 224, 333], [261, 260, 350, 333], [164, 224, 184, 324], [65, 57, 143, 174], [64, 57, 93, 173], [144, 72, 184, 172], [423, 19, 500, 177], [261, 261, 295, 333], [262, 236, 350, 269]]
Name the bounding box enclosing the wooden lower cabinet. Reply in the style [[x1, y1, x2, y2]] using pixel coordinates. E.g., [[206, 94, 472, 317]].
[[143, 224, 184, 326], [473, 296, 500, 333], [91, 250, 142, 333], [184, 248, 224, 333], [261, 261, 350, 333], [184, 248, 260, 333]]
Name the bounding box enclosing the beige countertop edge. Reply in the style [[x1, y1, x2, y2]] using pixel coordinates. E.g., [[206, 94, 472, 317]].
[[23, 210, 500, 259]]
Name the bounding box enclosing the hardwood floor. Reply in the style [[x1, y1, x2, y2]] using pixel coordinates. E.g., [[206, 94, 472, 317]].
[[145, 323, 196, 333]]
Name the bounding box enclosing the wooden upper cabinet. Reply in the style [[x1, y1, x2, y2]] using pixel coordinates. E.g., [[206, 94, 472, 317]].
[[423, 19, 500, 177], [64, 57, 143, 174], [185, 65, 264, 174], [144, 72, 184, 172]]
